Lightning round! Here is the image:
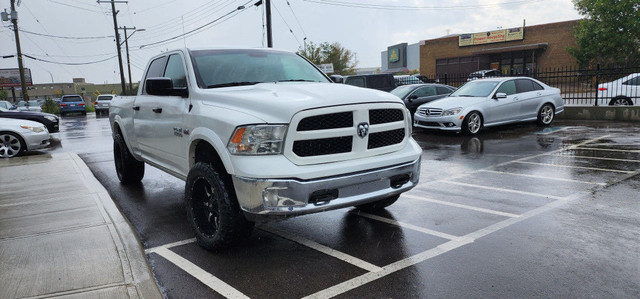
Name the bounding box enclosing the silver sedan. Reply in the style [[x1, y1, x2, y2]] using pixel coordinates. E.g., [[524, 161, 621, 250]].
[[413, 77, 564, 135], [0, 118, 50, 158]]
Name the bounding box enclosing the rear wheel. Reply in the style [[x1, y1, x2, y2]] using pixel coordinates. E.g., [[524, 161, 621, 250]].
[[537, 104, 555, 126], [185, 162, 254, 250], [609, 97, 632, 106], [113, 132, 145, 183], [355, 195, 400, 212], [0, 132, 24, 158], [462, 111, 482, 135]]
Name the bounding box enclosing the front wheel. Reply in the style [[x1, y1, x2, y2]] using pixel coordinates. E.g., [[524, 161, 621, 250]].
[[113, 132, 145, 184], [355, 195, 400, 212], [462, 111, 482, 135], [0, 132, 25, 158], [609, 97, 632, 106], [537, 104, 555, 126], [185, 162, 254, 250]]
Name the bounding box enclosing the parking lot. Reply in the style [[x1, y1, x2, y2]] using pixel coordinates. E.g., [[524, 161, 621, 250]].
[[49, 115, 639, 298]]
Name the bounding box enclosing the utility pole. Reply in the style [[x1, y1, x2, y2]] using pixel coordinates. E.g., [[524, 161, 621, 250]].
[[5, 0, 28, 101], [98, 0, 127, 95], [265, 0, 272, 47], [119, 27, 143, 96]]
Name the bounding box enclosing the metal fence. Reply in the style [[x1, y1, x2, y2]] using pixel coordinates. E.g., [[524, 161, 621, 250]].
[[409, 65, 640, 106]]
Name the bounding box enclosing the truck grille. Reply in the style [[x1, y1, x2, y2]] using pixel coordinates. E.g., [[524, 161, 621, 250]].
[[286, 103, 408, 165], [417, 108, 443, 116]]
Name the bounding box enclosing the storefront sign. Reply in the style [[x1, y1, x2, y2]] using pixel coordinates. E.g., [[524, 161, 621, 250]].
[[459, 27, 524, 47], [319, 63, 334, 73], [0, 68, 33, 87], [388, 48, 400, 63]]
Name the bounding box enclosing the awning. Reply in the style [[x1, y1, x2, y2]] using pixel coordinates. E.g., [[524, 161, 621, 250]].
[[472, 43, 548, 55]]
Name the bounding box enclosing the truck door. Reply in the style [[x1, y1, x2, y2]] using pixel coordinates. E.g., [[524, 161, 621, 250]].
[[134, 53, 190, 173]]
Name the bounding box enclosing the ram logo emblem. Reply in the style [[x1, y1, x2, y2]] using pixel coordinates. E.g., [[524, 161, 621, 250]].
[[357, 122, 369, 138]]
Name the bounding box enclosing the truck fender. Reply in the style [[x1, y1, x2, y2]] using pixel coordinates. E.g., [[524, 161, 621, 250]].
[[111, 116, 141, 159], [187, 127, 235, 175]]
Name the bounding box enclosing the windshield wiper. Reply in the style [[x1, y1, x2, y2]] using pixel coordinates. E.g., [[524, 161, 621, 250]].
[[207, 81, 261, 88], [277, 79, 317, 82], [456, 94, 476, 97]]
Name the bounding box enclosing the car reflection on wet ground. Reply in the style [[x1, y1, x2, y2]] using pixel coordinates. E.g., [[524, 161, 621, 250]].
[[48, 115, 640, 298]]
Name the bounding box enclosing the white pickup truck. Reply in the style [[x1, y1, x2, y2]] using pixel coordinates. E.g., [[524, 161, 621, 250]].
[[109, 48, 422, 250]]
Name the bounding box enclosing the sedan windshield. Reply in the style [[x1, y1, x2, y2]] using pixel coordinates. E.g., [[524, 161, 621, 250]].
[[450, 81, 500, 97], [390, 85, 416, 98], [191, 49, 331, 88]]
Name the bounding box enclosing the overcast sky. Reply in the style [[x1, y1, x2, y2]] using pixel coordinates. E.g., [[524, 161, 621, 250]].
[[0, 0, 581, 85]]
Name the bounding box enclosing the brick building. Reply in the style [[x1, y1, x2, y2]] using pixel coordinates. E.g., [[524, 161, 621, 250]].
[[420, 20, 579, 76]]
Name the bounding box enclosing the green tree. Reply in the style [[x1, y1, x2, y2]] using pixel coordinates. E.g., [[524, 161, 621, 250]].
[[568, 0, 640, 67], [298, 41, 358, 75], [0, 89, 8, 101]]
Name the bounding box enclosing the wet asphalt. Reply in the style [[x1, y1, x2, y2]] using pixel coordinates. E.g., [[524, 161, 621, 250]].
[[44, 114, 640, 298]]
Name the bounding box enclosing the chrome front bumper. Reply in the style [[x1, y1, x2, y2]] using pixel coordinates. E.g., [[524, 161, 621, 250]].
[[232, 158, 421, 221]]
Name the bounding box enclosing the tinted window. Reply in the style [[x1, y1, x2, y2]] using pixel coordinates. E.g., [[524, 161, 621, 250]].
[[143, 56, 168, 94], [624, 76, 640, 86], [436, 86, 453, 95], [164, 54, 187, 88], [532, 81, 544, 90], [413, 86, 436, 97], [62, 96, 83, 102], [369, 75, 394, 88], [515, 79, 534, 93], [346, 77, 365, 87], [496, 80, 516, 95], [97, 95, 113, 101]]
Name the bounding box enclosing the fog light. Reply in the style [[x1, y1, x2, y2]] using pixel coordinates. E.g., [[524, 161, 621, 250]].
[[262, 187, 304, 208], [445, 122, 457, 127]]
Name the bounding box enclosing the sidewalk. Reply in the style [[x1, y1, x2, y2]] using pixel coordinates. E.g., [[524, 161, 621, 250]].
[[0, 152, 162, 298]]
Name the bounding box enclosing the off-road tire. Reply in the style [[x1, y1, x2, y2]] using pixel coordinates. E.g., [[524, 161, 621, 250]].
[[185, 162, 254, 250], [113, 132, 145, 184], [537, 103, 555, 126], [355, 195, 400, 212], [462, 111, 482, 135]]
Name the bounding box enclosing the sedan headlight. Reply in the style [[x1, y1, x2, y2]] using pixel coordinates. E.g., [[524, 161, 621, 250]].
[[227, 125, 287, 155], [441, 107, 463, 116], [21, 125, 47, 133], [44, 115, 57, 122]]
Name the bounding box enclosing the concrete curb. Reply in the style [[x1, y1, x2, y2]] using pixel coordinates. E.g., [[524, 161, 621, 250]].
[[558, 106, 640, 122]]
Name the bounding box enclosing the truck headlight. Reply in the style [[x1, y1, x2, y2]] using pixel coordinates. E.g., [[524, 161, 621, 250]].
[[21, 125, 47, 133], [441, 107, 463, 116], [227, 125, 287, 155]]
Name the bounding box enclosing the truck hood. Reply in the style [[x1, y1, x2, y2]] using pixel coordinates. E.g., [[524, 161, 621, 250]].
[[198, 82, 402, 123]]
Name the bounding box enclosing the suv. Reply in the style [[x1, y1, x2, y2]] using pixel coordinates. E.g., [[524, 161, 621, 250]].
[[468, 69, 503, 81], [343, 74, 397, 92], [59, 95, 87, 116], [95, 94, 115, 115]]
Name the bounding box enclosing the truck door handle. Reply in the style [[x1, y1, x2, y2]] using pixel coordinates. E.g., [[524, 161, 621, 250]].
[[132, 106, 140, 111], [152, 108, 163, 113]]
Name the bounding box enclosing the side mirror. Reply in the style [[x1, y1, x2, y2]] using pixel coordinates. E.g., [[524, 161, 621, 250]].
[[146, 77, 188, 98], [495, 92, 507, 99], [408, 95, 418, 101]]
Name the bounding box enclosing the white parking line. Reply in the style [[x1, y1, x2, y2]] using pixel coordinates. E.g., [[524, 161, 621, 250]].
[[515, 161, 634, 174], [477, 169, 607, 186], [351, 211, 460, 241], [441, 180, 566, 200], [259, 226, 383, 273], [401, 193, 520, 218], [546, 154, 640, 164], [146, 238, 196, 254], [154, 247, 250, 299], [573, 147, 640, 153]]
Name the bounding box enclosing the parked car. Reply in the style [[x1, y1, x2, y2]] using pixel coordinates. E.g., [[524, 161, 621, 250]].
[[0, 106, 60, 133], [16, 100, 43, 112], [0, 100, 16, 110], [0, 118, 50, 158], [343, 74, 397, 92], [468, 69, 503, 81], [414, 77, 564, 135], [390, 83, 456, 117], [95, 94, 115, 115], [394, 75, 424, 86], [59, 95, 87, 116], [597, 73, 639, 106]]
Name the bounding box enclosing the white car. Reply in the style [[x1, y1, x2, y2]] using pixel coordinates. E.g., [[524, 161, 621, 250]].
[[597, 73, 639, 106], [0, 118, 50, 158], [16, 100, 43, 112], [95, 94, 115, 115], [414, 77, 564, 135]]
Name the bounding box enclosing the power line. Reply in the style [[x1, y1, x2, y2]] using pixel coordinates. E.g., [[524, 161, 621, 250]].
[[286, 0, 307, 38], [138, 1, 253, 49], [23, 53, 117, 65], [48, 0, 104, 13], [272, 1, 301, 47], [301, 0, 546, 10], [18, 29, 113, 40]]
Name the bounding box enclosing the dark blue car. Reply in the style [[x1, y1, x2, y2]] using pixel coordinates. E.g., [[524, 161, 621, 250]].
[[59, 95, 86, 116]]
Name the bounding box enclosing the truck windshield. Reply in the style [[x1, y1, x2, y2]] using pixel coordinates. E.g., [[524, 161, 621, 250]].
[[190, 49, 331, 88]]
